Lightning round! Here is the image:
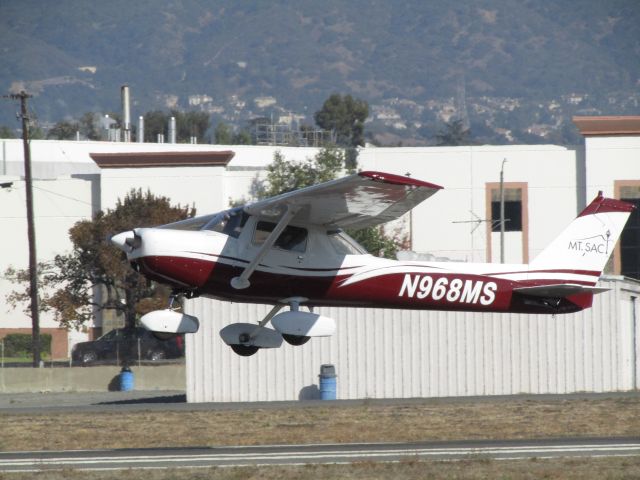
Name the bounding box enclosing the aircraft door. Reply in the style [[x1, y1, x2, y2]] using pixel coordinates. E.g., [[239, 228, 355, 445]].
[[251, 220, 309, 266]]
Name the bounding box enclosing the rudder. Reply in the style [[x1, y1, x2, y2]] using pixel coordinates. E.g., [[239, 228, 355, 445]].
[[529, 192, 634, 284]]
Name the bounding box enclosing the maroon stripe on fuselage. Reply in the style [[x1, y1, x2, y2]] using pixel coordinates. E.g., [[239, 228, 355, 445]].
[[135, 255, 590, 315]]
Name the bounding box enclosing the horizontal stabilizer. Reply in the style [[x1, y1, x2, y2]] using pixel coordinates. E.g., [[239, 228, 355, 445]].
[[514, 284, 609, 298]]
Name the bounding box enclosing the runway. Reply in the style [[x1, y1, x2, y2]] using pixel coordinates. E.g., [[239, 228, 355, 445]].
[[1, 437, 639, 472]]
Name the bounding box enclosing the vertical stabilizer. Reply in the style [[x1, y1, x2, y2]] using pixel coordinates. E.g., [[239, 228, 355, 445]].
[[529, 193, 634, 284]]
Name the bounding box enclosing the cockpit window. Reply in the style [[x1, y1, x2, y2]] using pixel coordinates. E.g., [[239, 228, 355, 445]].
[[327, 229, 367, 255], [202, 208, 248, 238], [158, 207, 248, 238], [253, 221, 308, 253]]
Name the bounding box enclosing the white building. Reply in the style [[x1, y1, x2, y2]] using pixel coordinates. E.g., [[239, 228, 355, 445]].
[[0, 117, 639, 400]]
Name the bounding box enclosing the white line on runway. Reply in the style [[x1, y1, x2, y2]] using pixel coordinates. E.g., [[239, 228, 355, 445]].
[[1, 442, 639, 471]]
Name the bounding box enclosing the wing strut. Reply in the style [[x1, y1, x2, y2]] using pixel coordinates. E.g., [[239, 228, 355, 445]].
[[231, 205, 300, 290]]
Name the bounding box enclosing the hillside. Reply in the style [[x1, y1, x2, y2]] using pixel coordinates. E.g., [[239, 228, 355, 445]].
[[1, 0, 639, 144]]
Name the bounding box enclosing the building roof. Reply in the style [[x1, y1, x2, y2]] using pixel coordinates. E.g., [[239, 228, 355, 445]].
[[89, 150, 235, 168], [573, 116, 640, 136]]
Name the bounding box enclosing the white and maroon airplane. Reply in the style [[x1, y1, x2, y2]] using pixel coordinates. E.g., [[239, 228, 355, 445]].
[[111, 171, 634, 356]]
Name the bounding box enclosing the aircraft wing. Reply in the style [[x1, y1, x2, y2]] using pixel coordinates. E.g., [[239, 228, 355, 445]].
[[513, 284, 609, 297], [244, 171, 443, 229]]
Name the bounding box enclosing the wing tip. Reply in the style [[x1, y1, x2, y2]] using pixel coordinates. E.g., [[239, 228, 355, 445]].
[[359, 171, 443, 190]]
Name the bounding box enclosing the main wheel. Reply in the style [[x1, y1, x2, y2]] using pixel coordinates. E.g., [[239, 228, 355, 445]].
[[282, 334, 310, 346], [230, 344, 260, 356]]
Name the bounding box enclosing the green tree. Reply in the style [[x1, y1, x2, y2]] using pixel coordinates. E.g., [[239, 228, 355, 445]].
[[4, 190, 195, 330], [79, 112, 101, 140], [143, 110, 168, 142], [253, 148, 402, 258], [349, 226, 403, 259], [314, 94, 369, 147], [0, 125, 15, 138], [29, 126, 45, 140], [434, 119, 473, 146], [171, 110, 211, 143], [214, 122, 233, 144], [254, 147, 344, 199], [47, 121, 78, 140], [232, 130, 253, 145]]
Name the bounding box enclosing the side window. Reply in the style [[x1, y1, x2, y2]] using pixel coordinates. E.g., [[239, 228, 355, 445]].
[[620, 185, 640, 280], [253, 221, 308, 253], [491, 188, 522, 232], [327, 230, 367, 255]]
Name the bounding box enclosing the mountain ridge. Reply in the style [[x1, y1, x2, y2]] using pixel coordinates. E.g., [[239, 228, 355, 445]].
[[1, 0, 638, 144]]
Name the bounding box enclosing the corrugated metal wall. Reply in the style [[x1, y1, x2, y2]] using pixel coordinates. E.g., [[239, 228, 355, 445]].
[[185, 278, 640, 402]]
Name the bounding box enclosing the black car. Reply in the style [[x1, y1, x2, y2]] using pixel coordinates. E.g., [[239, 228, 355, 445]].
[[71, 327, 184, 365]]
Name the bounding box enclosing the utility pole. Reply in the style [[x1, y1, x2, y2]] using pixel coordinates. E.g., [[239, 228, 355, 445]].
[[499, 159, 507, 264], [3, 91, 41, 366]]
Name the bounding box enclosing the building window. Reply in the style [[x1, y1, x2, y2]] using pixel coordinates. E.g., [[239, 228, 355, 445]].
[[490, 188, 522, 232], [620, 185, 640, 280]]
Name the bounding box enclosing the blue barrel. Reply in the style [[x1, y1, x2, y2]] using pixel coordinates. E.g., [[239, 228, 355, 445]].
[[319, 364, 336, 400], [119, 366, 134, 392]]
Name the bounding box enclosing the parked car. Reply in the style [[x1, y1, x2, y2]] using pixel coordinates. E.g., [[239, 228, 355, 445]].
[[71, 327, 184, 365]]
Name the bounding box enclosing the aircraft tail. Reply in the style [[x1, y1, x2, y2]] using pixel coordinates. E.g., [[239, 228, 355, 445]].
[[529, 192, 634, 284]]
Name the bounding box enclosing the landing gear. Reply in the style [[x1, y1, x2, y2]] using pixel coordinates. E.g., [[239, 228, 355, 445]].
[[229, 332, 261, 356], [167, 289, 197, 309], [221, 297, 319, 356], [230, 344, 260, 356], [282, 334, 310, 346]]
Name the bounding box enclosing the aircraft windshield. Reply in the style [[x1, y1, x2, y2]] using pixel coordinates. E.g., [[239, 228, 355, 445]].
[[158, 214, 218, 231], [158, 208, 248, 238]]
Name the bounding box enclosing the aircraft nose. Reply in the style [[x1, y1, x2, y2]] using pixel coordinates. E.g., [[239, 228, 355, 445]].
[[111, 230, 136, 251]]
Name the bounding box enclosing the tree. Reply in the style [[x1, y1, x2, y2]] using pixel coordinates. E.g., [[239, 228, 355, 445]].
[[4, 190, 195, 330], [253, 147, 344, 199], [79, 112, 101, 140], [171, 110, 211, 143], [252, 148, 403, 258], [232, 130, 253, 145], [28, 126, 45, 140], [143, 110, 168, 142], [214, 122, 233, 144], [314, 94, 369, 147], [0, 125, 15, 138], [143, 110, 211, 143], [47, 121, 78, 140], [434, 119, 473, 146]]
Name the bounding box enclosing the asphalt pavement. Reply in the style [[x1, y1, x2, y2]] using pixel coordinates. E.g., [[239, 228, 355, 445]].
[[1, 437, 639, 472]]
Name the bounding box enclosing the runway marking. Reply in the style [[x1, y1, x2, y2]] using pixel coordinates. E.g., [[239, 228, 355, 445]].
[[1, 441, 639, 472]]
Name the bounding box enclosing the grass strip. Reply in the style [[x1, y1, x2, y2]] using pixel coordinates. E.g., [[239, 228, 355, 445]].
[[0, 396, 638, 452]]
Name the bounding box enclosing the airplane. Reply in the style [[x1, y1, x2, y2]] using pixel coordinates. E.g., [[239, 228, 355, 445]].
[[111, 171, 634, 356]]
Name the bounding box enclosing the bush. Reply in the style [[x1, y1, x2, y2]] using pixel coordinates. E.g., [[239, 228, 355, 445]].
[[1, 333, 51, 357]]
